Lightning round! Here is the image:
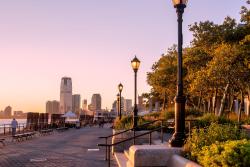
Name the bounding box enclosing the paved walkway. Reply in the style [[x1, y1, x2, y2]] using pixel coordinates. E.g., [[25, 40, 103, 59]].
[[0, 126, 117, 167]]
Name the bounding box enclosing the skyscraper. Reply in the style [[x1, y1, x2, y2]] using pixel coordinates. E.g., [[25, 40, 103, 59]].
[[46, 100, 60, 114], [124, 99, 132, 113], [91, 94, 101, 111], [60, 77, 72, 114], [82, 99, 87, 110], [72, 94, 81, 115], [138, 95, 145, 111], [4, 106, 12, 117]]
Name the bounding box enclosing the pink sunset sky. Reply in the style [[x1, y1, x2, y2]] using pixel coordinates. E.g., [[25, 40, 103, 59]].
[[0, 0, 247, 113]]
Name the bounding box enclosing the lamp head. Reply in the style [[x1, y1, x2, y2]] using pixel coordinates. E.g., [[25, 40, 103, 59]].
[[131, 56, 140, 72], [118, 83, 123, 93], [172, 0, 188, 8]]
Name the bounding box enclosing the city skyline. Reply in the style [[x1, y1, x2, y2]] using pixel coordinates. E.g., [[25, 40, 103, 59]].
[[0, 0, 246, 113]]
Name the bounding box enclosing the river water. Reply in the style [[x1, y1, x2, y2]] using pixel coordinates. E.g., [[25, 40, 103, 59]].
[[0, 119, 27, 134], [0, 119, 27, 125]]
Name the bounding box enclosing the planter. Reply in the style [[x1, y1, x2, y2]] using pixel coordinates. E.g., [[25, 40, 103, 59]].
[[112, 129, 159, 153]]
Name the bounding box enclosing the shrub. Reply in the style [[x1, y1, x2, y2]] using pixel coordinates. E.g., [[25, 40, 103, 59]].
[[143, 112, 161, 121], [193, 113, 234, 128], [197, 139, 250, 167], [185, 108, 203, 118], [113, 116, 133, 130], [184, 123, 248, 161], [113, 115, 150, 130], [160, 110, 175, 120], [245, 118, 250, 125]]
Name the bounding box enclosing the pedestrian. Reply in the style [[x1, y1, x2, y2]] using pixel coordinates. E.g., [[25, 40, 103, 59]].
[[11, 118, 18, 136]]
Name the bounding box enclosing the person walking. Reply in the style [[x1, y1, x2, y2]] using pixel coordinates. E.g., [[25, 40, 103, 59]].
[[11, 118, 18, 136]]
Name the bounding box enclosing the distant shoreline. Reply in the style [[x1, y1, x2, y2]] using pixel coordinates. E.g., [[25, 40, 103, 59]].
[[0, 116, 27, 119]]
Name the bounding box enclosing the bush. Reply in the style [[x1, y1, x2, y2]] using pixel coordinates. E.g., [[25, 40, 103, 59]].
[[245, 118, 250, 125], [193, 113, 234, 128], [184, 123, 248, 161], [160, 110, 175, 120], [143, 112, 161, 121], [113, 115, 150, 130], [197, 139, 250, 167], [185, 108, 203, 118]]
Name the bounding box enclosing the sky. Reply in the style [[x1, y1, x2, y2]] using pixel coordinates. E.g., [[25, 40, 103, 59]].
[[0, 0, 247, 113]]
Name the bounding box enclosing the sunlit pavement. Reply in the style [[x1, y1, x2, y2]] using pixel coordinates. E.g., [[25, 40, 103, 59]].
[[0, 126, 117, 167]]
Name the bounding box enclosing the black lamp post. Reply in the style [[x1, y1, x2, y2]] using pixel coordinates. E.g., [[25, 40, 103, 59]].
[[118, 83, 123, 120], [169, 0, 187, 147], [117, 93, 120, 118], [131, 56, 140, 129]]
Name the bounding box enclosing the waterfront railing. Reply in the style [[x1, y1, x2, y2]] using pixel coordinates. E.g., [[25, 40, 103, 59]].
[[0, 122, 56, 136]]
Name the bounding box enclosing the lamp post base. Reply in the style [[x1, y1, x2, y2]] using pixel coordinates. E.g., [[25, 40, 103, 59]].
[[169, 95, 186, 147], [169, 132, 186, 147]]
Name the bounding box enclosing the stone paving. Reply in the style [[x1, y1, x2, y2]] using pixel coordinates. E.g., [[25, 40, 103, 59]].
[[0, 126, 117, 167]]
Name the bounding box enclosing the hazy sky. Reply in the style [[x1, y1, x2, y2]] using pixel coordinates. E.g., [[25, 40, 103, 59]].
[[0, 0, 247, 113]]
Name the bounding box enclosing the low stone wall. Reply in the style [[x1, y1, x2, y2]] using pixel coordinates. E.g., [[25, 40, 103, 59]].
[[112, 129, 159, 153], [126, 145, 201, 167]]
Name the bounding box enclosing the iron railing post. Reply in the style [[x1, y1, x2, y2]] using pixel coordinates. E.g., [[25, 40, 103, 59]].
[[161, 120, 163, 143], [149, 133, 152, 145], [133, 130, 135, 145], [105, 138, 108, 161], [108, 146, 110, 167], [4, 124, 5, 135]]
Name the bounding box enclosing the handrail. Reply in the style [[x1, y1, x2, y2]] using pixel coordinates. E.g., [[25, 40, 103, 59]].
[[98, 126, 166, 147], [98, 119, 198, 167], [99, 119, 163, 139], [98, 123, 168, 167]]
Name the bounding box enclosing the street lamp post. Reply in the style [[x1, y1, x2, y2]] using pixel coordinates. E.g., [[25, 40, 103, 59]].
[[117, 93, 120, 118], [118, 83, 123, 120], [131, 56, 140, 129], [169, 0, 187, 147]]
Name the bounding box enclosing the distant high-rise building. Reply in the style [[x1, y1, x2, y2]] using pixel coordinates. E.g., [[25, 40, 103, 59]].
[[119, 97, 125, 114], [13, 111, 24, 117], [4, 106, 12, 117], [46, 100, 60, 114], [88, 104, 93, 111], [72, 94, 81, 115], [82, 99, 88, 110], [138, 95, 145, 111], [112, 100, 118, 116], [91, 94, 102, 111], [60, 77, 72, 114], [124, 99, 132, 113]]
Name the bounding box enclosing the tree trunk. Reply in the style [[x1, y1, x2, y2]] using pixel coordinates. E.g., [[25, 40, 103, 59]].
[[198, 91, 202, 110], [248, 87, 250, 117], [162, 91, 166, 111], [238, 90, 244, 124], [213, 87, 218, 115], [218, 84, 230, 117], [229, 97, 234, 113], [208, 97, 213, 113], [229, 88, 234, 113]]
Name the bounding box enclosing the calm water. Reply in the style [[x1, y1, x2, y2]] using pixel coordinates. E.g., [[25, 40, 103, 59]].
[[0, 119, 27, 125], [0, 119, 27, 134]]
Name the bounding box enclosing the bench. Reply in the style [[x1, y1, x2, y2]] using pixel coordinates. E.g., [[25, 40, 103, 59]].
[[56, 127, 69, 132], [40, 129, 53, 136], [12, 132, 36, 142], [0, 138, 5, 146]]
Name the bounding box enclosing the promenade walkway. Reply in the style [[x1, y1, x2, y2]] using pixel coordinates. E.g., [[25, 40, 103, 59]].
[[0, 126, 117, 167]]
